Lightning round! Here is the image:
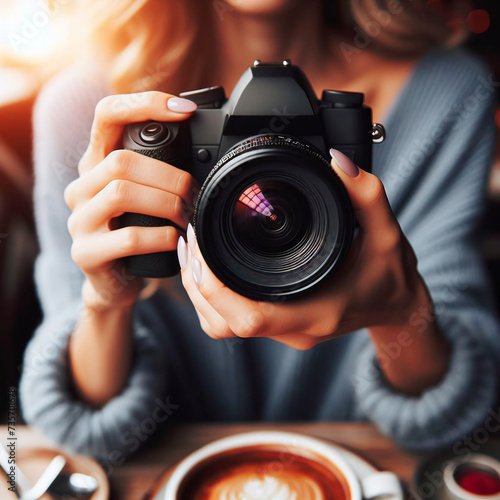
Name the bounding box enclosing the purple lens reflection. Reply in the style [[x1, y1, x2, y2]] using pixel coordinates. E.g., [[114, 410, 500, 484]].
[[238, 184, 276, 220]]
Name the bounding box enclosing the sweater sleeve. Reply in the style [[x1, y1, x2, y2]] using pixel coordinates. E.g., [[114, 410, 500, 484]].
[[351, 53, 500, 451], [19, 67, 169, 459]]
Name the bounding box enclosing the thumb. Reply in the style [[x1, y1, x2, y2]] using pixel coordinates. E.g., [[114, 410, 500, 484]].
[[329, 148, 399, 245]]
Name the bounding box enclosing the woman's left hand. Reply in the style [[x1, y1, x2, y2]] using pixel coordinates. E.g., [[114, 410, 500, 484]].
[[178, 149, 425, 350]]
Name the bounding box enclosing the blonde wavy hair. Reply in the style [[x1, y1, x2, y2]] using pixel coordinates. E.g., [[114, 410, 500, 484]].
[[73, 0, 471, 94]]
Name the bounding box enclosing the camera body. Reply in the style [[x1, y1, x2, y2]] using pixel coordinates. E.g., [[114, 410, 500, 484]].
[[121, 60, 385, 301]]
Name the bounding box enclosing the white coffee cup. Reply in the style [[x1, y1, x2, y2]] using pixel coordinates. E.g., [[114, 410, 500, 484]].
[[163, 431, 403, 500], [444, 454, 500, 500]]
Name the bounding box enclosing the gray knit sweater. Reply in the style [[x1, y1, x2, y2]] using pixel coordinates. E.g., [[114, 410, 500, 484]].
[[20, 49, 500, 460]]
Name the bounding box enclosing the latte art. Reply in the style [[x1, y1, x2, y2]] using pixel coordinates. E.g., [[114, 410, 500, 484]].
[[179, 447, 349, 500], [211, 469, 326, 500]]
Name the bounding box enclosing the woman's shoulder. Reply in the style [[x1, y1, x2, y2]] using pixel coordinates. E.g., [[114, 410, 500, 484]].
[[423, 47, 490, 71], [34, 62, 112, 136], [412, 47, 495, 105], [38, 61, 111, 104], [387, 47, 496, 138], [378, 48, 496, 201], [33, 63, 113, 186]]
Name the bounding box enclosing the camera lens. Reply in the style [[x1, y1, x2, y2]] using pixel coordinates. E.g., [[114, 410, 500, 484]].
[[194, 135, 354, 301], [232, 181, 311, 261]]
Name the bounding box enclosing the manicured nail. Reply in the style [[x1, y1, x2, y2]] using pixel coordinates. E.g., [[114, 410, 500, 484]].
[[330, 148, 359, 178], [191, 257, 202, 286], [177, 236, 188, 268], [167, 97, 197, 113], [187, 223, 197, 253]]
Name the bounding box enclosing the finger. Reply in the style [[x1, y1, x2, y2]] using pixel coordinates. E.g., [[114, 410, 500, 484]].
[[186, 227, 269, 338], [194, 308, 213, 337], [70, 225, 180, 272], [72, 179, 188, 234], [329, 148, 401, 251], [186, 224, 348, 339], [79, 92, 197, 173], [65, 149, 199, 211], [185, 224, 314, 338], [178, 237, 235, 339]]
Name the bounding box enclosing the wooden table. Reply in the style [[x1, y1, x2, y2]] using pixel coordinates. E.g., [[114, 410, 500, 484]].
[[4, 423, 422, 499]]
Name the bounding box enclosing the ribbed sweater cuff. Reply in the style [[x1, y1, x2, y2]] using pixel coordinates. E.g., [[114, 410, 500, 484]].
[[20, 303, 168, 459], [352, 313, 498, 451]]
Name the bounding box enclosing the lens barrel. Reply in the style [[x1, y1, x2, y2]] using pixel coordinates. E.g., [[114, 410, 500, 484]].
[[194, 135, 354, 302]]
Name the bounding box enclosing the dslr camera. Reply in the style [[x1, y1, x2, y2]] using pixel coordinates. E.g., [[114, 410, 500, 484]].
[[120, 60, 385, 301]]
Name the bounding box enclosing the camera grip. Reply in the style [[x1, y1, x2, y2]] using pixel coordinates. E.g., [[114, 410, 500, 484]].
[[119, 212, 180, 278], [118, 120, 191, 278]]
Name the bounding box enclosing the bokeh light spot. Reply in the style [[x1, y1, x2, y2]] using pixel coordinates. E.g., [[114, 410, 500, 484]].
[[467, 9, 490, 34]]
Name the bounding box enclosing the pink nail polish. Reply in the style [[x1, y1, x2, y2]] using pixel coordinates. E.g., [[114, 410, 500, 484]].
[[167, 97, 198, 113], [177, 236, 188, 269], [187, 223, 197, 253], [330, 148, 359, 178], [192, 257, 202, 286]]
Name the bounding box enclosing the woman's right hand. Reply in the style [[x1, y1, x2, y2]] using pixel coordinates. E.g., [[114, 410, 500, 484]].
[[64, 91, 199, 311]]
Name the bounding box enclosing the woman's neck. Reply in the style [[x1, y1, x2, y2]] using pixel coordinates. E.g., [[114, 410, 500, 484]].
[[204, 2, 418, 121], [210, 0, 335, 92]]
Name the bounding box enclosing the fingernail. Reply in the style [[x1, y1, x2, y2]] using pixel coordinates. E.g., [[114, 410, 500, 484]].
[[187, 247, 192, 262], [167, 97, 197, 113], [191, 256, 202, 286], [330, 148, 359, 178], [177, 236, 188, 268], [187, 223, 197, 253]]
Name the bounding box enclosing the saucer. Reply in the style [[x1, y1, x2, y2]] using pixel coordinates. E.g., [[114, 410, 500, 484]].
[[4, 447, 109, 500], [146, 438, 379, 499]]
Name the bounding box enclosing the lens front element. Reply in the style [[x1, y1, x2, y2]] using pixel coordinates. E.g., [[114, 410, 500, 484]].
[[194, 135, 354, 301], [233, 181, 312, 261]]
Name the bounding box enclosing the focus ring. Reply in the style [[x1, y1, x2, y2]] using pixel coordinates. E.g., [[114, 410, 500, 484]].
[[194, 134, 332, 226]]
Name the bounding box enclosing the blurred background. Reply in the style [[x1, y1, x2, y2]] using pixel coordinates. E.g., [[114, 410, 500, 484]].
[[0, 0, 499, 420]]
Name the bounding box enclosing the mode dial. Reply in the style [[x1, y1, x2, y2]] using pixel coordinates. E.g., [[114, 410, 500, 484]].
[[180, 85, 226, 109]]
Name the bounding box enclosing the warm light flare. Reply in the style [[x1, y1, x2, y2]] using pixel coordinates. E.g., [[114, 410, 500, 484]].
[[0, 0, 70, 64]]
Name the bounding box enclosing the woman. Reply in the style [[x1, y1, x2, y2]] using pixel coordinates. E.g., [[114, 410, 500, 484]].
[[20, 0, 500, 459]]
